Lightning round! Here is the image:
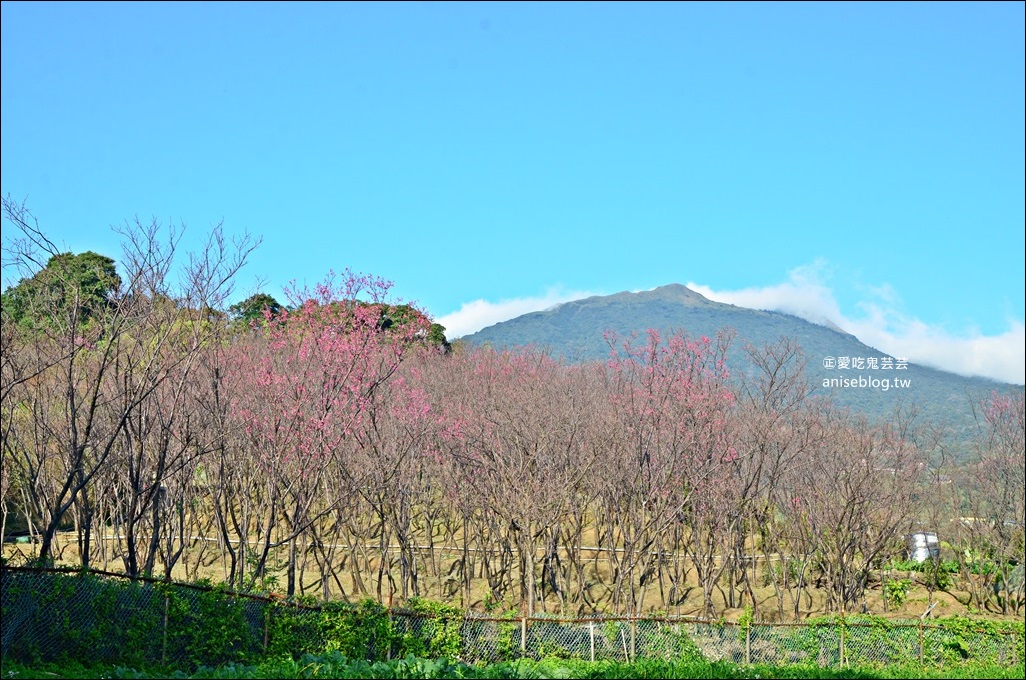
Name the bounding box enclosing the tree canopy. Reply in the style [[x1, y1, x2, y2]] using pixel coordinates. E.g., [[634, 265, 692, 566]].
[[228, 292, 284, 325], [225, 295, 448, 349], [1, 250, 121, 329]]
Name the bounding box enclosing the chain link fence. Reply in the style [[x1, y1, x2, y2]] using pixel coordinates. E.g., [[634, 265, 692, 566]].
[[3, 566, 1022, 671], [394, 613, 1023, 667], [1, 566, 270, 669]]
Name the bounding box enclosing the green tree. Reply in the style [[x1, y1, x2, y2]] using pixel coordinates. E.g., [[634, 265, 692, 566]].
[[375, 303, 449, 350], [228, 292, 283, 325], [427, 322, 450, 351], [1, 251, 120, 330]]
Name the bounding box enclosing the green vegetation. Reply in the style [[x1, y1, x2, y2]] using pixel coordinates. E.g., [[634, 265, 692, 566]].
[[2, 569, 1022, 679], [228, 292, 284, 325], [1, 570, 482, 671], [2, 655, 1024, 679], [1, 249, 120, 330], [883, 578, 914, 608]]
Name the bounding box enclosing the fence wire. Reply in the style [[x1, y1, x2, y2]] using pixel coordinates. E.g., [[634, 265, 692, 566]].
[[2, 567, 1022, 671]]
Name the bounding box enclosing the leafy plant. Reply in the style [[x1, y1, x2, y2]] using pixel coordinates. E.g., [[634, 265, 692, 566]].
[[884, 578, 914, 607], [401, 597, 465, 660]]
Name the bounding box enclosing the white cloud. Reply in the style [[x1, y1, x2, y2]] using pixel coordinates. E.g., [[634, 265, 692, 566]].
[[689, 263, 1026, 385], [439, 265, 1024, 385], [843, 314, 1026, 386], [436, 288, 597, 340], [687, 259, 845, 329]]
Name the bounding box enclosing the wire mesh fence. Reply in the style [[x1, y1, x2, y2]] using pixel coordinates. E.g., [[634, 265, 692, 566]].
[[1, 566, 270, 668], [2, 566, 1022, 671]]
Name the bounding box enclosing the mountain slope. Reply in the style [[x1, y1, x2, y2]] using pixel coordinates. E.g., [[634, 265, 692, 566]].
[[460, 284, 1020, 449]]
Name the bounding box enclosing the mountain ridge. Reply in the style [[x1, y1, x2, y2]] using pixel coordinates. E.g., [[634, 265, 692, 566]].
[[460, 283, 1022, 450]]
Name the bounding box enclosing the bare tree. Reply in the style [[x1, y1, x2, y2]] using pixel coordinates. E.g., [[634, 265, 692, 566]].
[[728, 338, 816, 619], [781, 405, 925, 614], [434, 346, 597, 616], [957, 391, 1025, 613], [1, 199, 257, 567]]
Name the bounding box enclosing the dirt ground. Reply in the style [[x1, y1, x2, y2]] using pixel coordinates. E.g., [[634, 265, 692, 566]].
[[4, 531, 1021, 624]]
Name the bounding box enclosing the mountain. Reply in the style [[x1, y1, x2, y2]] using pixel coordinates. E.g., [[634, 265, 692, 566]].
[[459, 284, 1021, 451]]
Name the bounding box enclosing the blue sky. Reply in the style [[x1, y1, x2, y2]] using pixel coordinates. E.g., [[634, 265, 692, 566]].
[[2, 1, 1023, 383]]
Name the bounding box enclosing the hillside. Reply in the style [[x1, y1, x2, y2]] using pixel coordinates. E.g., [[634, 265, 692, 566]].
[[460, 284, 1021, 450]]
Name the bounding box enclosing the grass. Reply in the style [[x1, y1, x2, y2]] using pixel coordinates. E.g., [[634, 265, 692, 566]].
[[3, 655, 1024, 680]]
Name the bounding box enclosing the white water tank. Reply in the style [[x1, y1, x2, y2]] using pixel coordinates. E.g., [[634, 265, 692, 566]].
[[907, 531, 939, 562]]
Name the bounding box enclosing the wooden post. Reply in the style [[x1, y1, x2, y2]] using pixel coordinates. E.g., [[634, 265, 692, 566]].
[[918, 620, 925, 665], [521, 614, 527, 656], [839, 615, 846, 667], [589, 621, 595, 662], [630, 616, 637, 662], [745, 620, 751, 665]]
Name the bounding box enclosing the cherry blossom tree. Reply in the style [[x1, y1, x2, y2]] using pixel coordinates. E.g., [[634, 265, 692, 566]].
[[595, 328, 736, 616], [433, 346, 598, 615], [224, 270, 430, 595]]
